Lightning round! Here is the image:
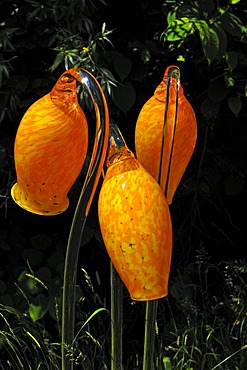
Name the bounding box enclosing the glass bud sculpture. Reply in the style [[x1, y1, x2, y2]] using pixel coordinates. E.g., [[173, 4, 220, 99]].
[[98, 125, 172, 301], [11, 69, 88, 215], [135, 65, 197, 204]]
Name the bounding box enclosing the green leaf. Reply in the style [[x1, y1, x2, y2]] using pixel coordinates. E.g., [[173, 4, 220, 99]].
[[164, 17, 193, 41], [50, 52, 64, 72], [130, 61, 148, 82], [224, 174, 244, 195], [167, 11, 176, 26], [176, 4, 201, 19], [228, 96, 242, 116], [140, 49, 151, 64], [113, 54, 132, 81], [224, 75, 235, 87], [208, 77, 228, 102], [207, 28, 220, 63], [18, 270, 46, 294], [200, 97, 220, 119], [226, 50, 238, 71], [195, 20, 219, 64], [221, 12, 247, 37], [198, 0, 216, 13], [229, 0, 241, 5], [177, 55, 186, 62], [113, 82, 136, 114], [162, 356, 172, 370], [29, 304, 44, 322], [47, 250, 64, 270], [29, 296, 49, 322], [211, 23, 227, 60]]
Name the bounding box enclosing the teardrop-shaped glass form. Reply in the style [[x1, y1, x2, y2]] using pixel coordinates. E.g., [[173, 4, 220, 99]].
[[98, 125, 172, 301], [135, 65, 197, 204], [11, 68, 89, 215]]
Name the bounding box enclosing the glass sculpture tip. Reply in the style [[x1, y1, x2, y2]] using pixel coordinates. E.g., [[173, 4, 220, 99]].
[[166, 65, 180, 79], [109, 123, 127, 149]]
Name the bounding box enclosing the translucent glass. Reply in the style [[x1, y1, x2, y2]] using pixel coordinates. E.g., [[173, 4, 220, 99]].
[[11, 69, 89, 215], [135, 65, 197, 204], [98, 125, 172, 301]]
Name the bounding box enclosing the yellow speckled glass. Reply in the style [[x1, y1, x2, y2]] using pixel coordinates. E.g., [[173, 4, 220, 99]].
[[135, 65, 197, 204], [11, 68, 88, 215], [98, 125, 172, 301]]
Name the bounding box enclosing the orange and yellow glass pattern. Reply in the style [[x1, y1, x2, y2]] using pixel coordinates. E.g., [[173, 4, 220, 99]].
[[98, 125, 172, 301], [135, 65, 197, 204], [11, 69, 88, 215]]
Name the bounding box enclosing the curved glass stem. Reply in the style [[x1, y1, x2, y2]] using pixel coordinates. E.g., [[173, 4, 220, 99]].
[[61, 69, 109, 370], [107, 124, 126, 370], [110, 263, 123, 370], [107, 123, 134, 164], [143, 300, 158, 370], [143, 66, 180, 370]]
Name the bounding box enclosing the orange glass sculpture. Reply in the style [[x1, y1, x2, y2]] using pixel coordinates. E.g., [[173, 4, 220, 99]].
[[98, 125, 172, 301], [11, 68, 89, 215], [135, 65, 197, 204]]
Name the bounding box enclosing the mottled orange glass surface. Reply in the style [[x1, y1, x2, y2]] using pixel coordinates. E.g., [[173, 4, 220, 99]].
[[135, 66, 197, 204], [98, 126, 172, 301], [11, 69, 88, 215]]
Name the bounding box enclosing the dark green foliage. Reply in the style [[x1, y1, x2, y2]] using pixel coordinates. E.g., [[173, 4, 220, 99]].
[[0, 0, 246, 368], [158, 248, 247, 369], [160, 0, 247, 120], [0, 0, 115, 126], [0, 229, 110, 369]]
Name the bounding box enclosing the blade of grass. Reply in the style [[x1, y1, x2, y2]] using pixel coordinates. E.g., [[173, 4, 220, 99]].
[[211, 345, 247, 370]]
